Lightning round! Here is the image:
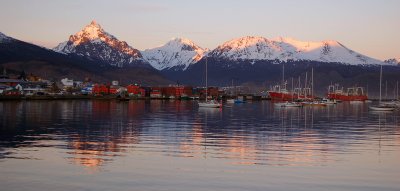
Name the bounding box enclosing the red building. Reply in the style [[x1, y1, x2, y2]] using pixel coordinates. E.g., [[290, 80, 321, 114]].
[[126, 84, 145, 97], [200, 87, 220, 98], [92, 84, 109, 95], [161, 86, 193, 98], [150, 87, 163, 98]]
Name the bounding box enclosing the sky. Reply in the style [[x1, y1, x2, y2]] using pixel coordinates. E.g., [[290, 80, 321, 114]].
[[0, 0, 399, 60]]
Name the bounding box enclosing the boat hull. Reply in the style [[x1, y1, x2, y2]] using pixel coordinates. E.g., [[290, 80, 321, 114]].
[[327, 93, 368, 101], [198, 102, 222, 108], [369, 106, 395, 111], [268, 92, 313, 101]]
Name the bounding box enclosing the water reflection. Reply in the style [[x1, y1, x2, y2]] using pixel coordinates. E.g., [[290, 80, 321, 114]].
[[0, 100, 399, 170]]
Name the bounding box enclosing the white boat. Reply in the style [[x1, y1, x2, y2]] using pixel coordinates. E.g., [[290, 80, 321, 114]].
[[369, 105, 395, 111], [302, 68, 327, 107], [302, 101, 327, 107], [322, 98, 337, 105], [369, 65, 396, 111], [281, 101, 303, 107], [198, 100, 222, 108], [381, 100, 400, 108], [226, 99, 235, 103], [198, 57, 222, 108]]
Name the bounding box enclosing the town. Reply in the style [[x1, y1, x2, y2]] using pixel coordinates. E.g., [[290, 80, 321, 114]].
[[0, 68, 263, 101]]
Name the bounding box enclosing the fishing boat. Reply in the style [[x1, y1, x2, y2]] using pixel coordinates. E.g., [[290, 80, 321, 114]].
[[268, 67, 313, 101], [369, 65, 396, 111], [302, 68, 327, 107], [198, 58, 222, 108], [327, 84, 368, 101], [280, 78, 303, 107]]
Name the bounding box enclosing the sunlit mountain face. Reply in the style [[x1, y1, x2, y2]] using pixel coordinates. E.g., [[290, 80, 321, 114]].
[[142, 38, 208, 71], [54, 20, 149, 68]]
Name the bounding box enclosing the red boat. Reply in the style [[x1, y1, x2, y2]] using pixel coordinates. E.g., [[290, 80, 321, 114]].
[[327, 84, 368, 101], [268, 83, 314, 101]]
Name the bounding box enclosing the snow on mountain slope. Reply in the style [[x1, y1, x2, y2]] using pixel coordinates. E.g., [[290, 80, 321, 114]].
[[0, 32, 12, 43], [53, 20, 145, 67], [384, 58, 400, 65], [209, 36, 386, 65], [142, 38, 208, 70]]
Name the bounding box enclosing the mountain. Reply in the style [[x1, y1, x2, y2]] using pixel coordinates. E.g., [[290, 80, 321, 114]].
[[0, 32, 170, 85], [384, 58, 400, 65], [0, 32, 12, 43], [54, 20, 149, 68], [209, 36, 385, 66], [141, 38, 208, 70], [161, 36, 400, 97]]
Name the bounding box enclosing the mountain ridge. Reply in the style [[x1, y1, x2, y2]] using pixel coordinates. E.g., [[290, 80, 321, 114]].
[[54, 20, 148, 68], [141, 38, 208, 70]]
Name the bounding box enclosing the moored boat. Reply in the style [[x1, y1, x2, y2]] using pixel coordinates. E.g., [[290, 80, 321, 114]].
[[369, 65, 396, 111], [198, 57, 222, 108], [327, 84, 368, 101]]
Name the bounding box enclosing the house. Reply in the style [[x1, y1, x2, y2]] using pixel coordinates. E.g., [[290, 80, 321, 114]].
[[0, 84, 12, 94], [61, 78, 74, 87], [81, 85, 93, 95], [15, 82, 47, 95], [0, 79, 24, 87]]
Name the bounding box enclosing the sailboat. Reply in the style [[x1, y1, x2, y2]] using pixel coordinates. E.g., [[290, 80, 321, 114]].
[[302, 68, 327, 107], [198, 57, 222, 108], [369, 65, 396, 111], [226, 79, 245, 104], [281, 77, 303, 107]]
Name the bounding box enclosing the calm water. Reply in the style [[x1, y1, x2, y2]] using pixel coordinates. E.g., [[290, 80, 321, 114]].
[[0, 100, 399, 191]]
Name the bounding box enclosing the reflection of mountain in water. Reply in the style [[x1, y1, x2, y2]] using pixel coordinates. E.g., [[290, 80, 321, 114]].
[[1, 101, 399, 168]]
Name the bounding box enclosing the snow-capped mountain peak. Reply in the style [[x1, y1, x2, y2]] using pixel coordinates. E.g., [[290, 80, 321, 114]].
[[142, 37, 208, 70], [209, 36, 385, 65], [67, 20, 119, 47], [53, 20, 145, 67]]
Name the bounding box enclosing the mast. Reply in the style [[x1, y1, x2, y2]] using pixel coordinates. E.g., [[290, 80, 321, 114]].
[[385, 80, 388, 100], [305, 72, 308, 98], [282, 64, 285, 85], [291, 77, 294, 101], [311, 68, 314, 100], [205, 57, 208, 102], [379, 65, 382, 103], [298, 76, 301, 99], [397, 81, 399, 100]]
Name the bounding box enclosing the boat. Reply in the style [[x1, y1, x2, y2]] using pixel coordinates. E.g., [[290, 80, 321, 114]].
[[226, 99, 235, 103], [327, 84, 368, 101], [302, 101, 327, 107], [234, 99, 245, 103], [369, 105, 396, 111], [268, 66, 314, 101], [198, 99, 221, 108], [280, 78, 303, 107], [302, 68, 327, 107], [321, 98, 337, 105], [280, 101, 303, 107], [198, 58, 222, 108], [369, 65, 396, 111]]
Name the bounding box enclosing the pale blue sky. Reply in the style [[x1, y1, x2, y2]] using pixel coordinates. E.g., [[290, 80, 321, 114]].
[[0, 0, 399, 60]]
